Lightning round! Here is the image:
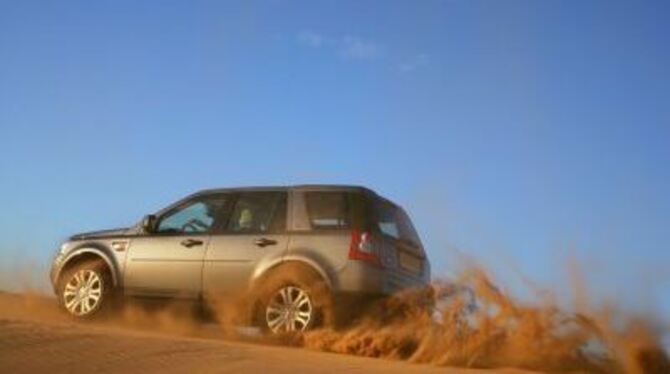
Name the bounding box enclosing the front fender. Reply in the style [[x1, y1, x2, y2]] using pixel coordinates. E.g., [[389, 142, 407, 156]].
[[53, 244, 121, 290]]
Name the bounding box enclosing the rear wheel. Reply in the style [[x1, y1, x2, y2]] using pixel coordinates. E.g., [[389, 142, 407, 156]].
[[57, 260, 112, 319], [265, 285, 314, 333], [256, 264, 332, 334]]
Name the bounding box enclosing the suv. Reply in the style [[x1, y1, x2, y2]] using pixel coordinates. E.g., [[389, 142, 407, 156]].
[[50, 185, 430, 333]]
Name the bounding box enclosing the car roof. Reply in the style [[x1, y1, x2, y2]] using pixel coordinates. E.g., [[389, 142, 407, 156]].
[[193, 184, 407, 209], [155, 184, 403, 216], [196, 184, 374, 195]]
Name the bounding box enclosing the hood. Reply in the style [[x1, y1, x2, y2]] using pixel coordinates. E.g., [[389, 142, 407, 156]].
[[69, 227, 132, 240]]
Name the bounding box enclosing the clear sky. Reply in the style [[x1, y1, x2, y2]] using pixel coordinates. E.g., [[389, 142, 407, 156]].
[[1, 1, 669, 317]]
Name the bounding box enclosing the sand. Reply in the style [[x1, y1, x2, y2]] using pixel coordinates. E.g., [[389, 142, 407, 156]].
[[0, 292, 532, 374]]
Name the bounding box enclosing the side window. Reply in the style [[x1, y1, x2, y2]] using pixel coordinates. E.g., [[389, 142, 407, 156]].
[[304, 192, 350, 229], [227, 192, 287, 233], [156, 197, 226, 234]]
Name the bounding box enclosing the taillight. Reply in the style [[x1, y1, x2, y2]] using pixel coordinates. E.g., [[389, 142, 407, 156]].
[[349, 229, 380, 266]]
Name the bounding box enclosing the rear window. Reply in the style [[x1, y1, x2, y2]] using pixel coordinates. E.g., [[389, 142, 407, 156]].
[[305, 191, 350, 229], [373, 199, 422, 248]]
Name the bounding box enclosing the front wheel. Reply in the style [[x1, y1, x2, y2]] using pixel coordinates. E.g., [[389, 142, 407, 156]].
[[57, 260, 112, 319]]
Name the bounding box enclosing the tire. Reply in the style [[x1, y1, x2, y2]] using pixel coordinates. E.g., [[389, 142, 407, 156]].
[[255, 263, 333, 334], [57, 259, 113, 319]]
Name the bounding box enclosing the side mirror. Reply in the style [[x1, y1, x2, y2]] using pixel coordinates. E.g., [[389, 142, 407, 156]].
[[141, 214, 157, 234]]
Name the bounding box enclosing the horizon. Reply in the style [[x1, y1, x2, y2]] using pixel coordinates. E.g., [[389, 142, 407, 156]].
[[1, 0, 669, 326]]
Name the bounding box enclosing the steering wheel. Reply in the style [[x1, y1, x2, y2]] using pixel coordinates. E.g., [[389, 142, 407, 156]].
[[181, 218, 208, 232]]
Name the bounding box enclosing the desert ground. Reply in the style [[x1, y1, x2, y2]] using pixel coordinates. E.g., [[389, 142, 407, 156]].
[[0, 292, 533, 374]]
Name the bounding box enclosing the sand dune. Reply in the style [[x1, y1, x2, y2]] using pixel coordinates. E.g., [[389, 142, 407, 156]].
[[0, 292, 531, 374]]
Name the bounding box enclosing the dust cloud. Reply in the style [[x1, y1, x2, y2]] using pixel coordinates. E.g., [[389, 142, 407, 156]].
[[1, 260, 668, 373], [301, 266, 670, 373]]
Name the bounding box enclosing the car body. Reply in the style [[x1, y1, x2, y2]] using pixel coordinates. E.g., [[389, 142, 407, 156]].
[[50, 185, 430, 332]]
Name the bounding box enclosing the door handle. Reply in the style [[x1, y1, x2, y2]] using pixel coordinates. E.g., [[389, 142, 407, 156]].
[[254, 238, 277, 247], [181, 238, 204, 248]]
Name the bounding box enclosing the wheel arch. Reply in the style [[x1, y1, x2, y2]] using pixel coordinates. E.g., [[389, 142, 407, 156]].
[[247, 256, 335, 329], [251, 255, 333, 291], [56, 245, 120, 289]]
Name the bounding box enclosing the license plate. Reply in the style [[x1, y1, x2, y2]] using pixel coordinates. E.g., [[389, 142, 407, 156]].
[[398, 251, 422, 273]]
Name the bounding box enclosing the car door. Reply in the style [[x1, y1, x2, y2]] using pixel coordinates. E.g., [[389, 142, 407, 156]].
[[124, 194, 230, 298], [203, 191, 289, 297]]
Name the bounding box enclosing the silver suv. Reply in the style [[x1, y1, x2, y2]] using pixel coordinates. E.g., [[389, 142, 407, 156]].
[[50, 185, 430, 333]]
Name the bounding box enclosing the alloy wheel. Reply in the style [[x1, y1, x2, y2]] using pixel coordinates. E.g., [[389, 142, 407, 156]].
[[62, 269, 103, 316], [265, 286, 313, 333]]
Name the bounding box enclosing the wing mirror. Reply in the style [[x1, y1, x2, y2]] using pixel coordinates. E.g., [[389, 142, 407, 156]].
[[141, 214, 157, 234]]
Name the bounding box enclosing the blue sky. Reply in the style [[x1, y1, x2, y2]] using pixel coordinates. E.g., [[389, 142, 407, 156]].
[[1, 1, 669, 317]]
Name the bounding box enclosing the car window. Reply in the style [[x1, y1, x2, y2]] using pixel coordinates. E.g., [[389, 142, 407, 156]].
[[227, 192, 286, 233], [373, 199, 421, 247], [305, 192, 350, 229], [156, 197, 226, 234]]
